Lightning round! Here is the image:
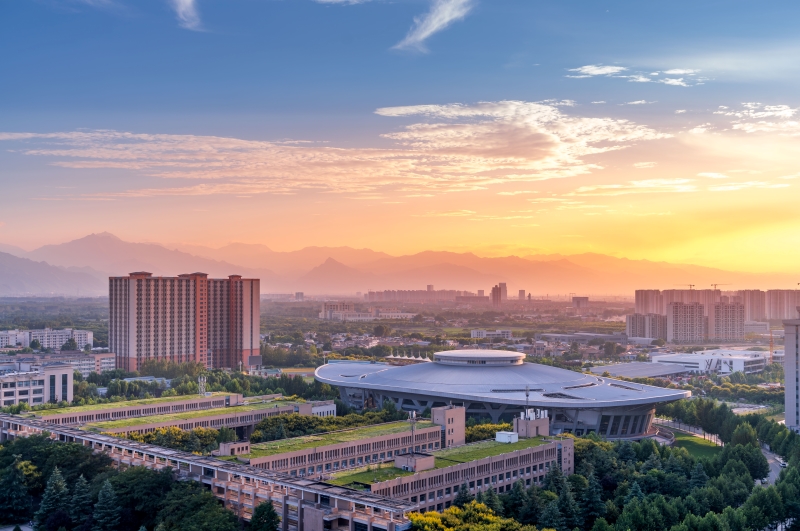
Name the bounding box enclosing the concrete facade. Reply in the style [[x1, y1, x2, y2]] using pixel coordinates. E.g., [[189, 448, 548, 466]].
[[785, 320, 800, 432], [0, 362, 74, 406]]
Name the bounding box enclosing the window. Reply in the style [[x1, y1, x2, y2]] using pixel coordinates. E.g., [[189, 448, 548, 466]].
[[50, 375, 56, 401], [33, 389, 43, 395], [33, 397, 43, 404], [3, 391, 13, 397]]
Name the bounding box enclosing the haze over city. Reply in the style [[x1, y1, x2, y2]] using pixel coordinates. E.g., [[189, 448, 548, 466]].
[[3, 1, 800, 277]]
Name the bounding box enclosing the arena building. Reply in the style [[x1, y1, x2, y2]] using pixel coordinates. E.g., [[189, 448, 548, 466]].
[[315, 350, 690, 438]]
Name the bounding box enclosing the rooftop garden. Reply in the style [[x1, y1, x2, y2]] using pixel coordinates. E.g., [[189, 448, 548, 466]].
[[36, 392, 232, 416], [431, 437, 547, 468], [83, 400, 301, 430], [326, 464, 415, 487], [246, 420, 436, 458]]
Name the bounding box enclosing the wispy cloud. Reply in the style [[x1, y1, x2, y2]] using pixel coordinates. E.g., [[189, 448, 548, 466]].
[[697, 172, 729, 179], [169, 0, 201, 30], [625, 100, 651, 105], [497, 190, 538, 195], [566, 178, 697, 197], [708, 181, 789, 192], [566, 65, 627, 78], [633, 162, 657, 169], [393, 0, 473, 52]]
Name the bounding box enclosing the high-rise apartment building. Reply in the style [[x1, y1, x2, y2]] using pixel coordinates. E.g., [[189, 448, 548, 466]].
[[708, 302, 745, 342], [491, 285, 502, 306], [109, 272, 260, 372], [626, 313, 667, 340], [635, 290, 663, 315], [518, 289, 526, 300], [738, 290, 766, 322], [767, 290, 800, 320], [666, 302, 705, 343], [785, 320, 800, 432], [499, 282, 508, 302]]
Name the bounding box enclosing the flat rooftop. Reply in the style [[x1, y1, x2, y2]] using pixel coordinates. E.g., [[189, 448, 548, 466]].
[[326, 437, 547, 487], [84, 399, 302, 430], [246, 421, 436, 458], [36, 392, 232, 416], [590, 363, 690, 379]]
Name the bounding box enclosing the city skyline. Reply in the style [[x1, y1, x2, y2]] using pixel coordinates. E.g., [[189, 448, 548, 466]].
[[3, 1, 800, 273]]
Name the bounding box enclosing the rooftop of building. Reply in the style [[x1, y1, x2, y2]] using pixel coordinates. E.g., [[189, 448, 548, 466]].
[[245, 420, 437, 458], [35, 392, 232, 416], [315, 350, 690, 408], [81, 399, 303, 430], [589, 363, 690, 379], [326, 437, 548, 488]]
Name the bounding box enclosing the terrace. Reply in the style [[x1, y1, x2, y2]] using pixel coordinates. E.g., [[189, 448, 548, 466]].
[[245, 420, 436, 458], [84, 399, 302, 430]]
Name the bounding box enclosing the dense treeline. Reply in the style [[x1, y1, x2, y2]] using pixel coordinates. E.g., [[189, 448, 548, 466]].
[[0, 434, 239, 531], [465, 422, 512, 443], [250, 401, 407, 443], [417, 428, 771, 531]]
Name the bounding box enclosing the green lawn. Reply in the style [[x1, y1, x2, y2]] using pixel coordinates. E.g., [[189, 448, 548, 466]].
[[432, 437, 547, 468], [326, 464, 415, 486], [85, 399, 301, 430], [248, 421, 436, 458], [672, 431, 722, 459], [36, 392, 232, 416]]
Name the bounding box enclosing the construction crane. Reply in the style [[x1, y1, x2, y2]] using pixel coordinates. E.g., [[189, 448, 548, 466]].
[[675, 284, 696, 290], [710, 283, 731, 290]]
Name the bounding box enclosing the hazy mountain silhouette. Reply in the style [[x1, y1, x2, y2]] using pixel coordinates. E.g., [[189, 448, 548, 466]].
[[0, 252, 105, 296], [4, 233, 799, 295]]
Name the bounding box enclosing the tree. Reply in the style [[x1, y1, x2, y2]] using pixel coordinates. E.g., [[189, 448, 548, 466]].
[[731, 423, 759, 447], [0, 455, 31, 524], [503, 480, 529, 519], [581, 473, 605, 524], [92, 480, 120, 531], [453, 483, 474, 508], [70, 475, 93, 528], [482, 487, 504, 515], [275, 421, 287, 440], [689, 462, 709, 490], [624, 481, 644, 504], [35, 467, 69, 531], [373, 325, 391, 338], [539, 500, 565, 531], [30, 339, 42, 350], [61, 338, 78, 351], [591, 517, 614, 531], [558, 486, 582, 530], [250, 501, 281, 531]]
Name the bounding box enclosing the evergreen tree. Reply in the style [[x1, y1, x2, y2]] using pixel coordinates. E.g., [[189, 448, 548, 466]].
[[70, 475, 93, 528], [475, 490, 484, 504], [665, 453, 684, 474], [518, 491, 542, 526], [0, 455, 31, 524], [581, 473, 605, 524], [539, 500, 565, 531], [34, 467, 69, 531], [92, 480, 120, 531], [250, 501, 281, 531], [482, 487, 504, 515], [690, 462, 709, 490], [590, 517, 614, 531], [544, 466, 567, 495], [453, 483, 474, 508], [558, 486, 582, 530], [186, 432, 202, 453], [138, 527, 147, 531], [276, 421, 288, 440], [641, 452, 662, 473], [504, 480, 529, 519], [623, 481, 644, 504]]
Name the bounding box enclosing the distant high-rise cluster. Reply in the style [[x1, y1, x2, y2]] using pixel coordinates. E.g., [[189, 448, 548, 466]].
[[109, 272, 260, 371], [629, 288, 799, 343]]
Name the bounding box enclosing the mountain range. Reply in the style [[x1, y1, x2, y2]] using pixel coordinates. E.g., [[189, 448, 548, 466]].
[[0, 232, 797, 297]]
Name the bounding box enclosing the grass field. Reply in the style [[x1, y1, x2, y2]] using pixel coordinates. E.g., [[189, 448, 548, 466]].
[[672, 431, 722, 459]]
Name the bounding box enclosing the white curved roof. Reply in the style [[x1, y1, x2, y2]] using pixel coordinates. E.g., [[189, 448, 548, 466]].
[[315, 351, 690, 408]]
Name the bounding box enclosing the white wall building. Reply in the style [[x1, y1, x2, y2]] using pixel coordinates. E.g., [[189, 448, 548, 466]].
[[767, 290, 800, 320], [0, 362, 74, 407], [0, 330, 30, 348], [745, 321, 770, 334], [28, 328, 94, 350], [653, 350, 767, 375], [470, 329, 513, 340], [626, 313, 667, 340], [708, 302, 745, 341]]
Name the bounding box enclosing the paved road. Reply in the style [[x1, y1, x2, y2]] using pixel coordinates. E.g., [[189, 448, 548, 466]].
[[762, 446, 783, 485]]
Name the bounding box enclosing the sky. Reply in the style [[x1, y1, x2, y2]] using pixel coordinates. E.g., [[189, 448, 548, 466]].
[[2, 0, 800, 272]]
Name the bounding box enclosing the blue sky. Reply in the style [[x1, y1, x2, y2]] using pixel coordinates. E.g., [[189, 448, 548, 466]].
[[2, 0, 800, 271]]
